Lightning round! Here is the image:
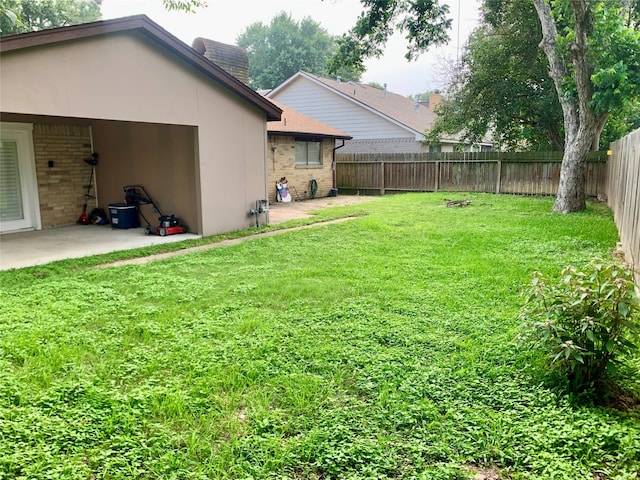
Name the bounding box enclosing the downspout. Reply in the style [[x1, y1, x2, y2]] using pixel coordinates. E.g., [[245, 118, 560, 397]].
[[332, 139, 346, 193], [263, 125, 269, 224]]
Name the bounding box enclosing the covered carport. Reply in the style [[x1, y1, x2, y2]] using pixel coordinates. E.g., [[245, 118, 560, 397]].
[[1, 113, 200, 232], [0, 15, 281, 241]]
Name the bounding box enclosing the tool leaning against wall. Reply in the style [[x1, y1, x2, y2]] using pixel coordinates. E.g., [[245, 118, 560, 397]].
[[77, 153, 98, 225]]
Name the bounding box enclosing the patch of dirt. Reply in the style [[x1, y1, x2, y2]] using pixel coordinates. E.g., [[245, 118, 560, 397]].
[[446, 199, 472, 208], [605, 390, 640, 412], [267, 195, 378, 223], [466, 465, 504, 480]]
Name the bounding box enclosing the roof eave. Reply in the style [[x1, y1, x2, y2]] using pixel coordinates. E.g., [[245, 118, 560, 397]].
[[266, 71, 305, 98], [268, 130, 352, 140]]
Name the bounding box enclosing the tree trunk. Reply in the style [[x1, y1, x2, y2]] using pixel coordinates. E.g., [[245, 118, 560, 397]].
[[532, 0, 607, 213], [554, 114, 608, 211], [591, 117, 608, 151], [554, 130, 590, 213]]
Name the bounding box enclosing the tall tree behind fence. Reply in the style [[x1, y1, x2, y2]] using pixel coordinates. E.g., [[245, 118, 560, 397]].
[[607, 129, 640, 284], [336, 151, 608, 197]]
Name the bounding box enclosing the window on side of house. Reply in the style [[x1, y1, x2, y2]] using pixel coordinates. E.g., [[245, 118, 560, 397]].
[[428, 144, 442, 154], [295, 139, 322, 165]]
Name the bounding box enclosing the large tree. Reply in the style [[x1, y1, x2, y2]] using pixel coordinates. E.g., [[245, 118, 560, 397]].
[[334, 0, 640, 213], [427, 0, 639, 153], [532, 0, 640, 212], [1, 0, 101, 35], [237, 12, 361, 91]]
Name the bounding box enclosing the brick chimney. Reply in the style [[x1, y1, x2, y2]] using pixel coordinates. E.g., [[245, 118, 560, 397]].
[[429, 92, 443, 110], [192, 37, 250, 85]]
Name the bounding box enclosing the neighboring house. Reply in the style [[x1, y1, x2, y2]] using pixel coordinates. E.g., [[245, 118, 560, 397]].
[[266, 99, 351, 203], [0, 15, 281, 236], [267, 71, 492, 154]]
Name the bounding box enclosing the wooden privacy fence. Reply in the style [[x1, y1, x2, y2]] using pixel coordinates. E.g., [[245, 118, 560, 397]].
[[336, 151, 608, 197], [607, 129, 640, 284]]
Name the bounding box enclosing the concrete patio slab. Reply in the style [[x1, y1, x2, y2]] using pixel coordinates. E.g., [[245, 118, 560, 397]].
[[0, 225, 201, 270]]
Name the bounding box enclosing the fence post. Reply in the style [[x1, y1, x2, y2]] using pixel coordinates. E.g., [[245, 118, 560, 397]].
[[435, 161, 440, 192], [495, 160, 502, 194], [380, 161, 385, 195]]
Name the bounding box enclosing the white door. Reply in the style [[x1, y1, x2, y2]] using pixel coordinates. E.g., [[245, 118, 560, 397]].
[[0, 123, 40, 232]]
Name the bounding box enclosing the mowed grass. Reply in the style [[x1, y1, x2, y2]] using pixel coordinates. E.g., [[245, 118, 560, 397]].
[[1, 193, 638, 479]]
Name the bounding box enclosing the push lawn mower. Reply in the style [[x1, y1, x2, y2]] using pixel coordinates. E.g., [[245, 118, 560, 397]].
[[123, 184, 188, 236]]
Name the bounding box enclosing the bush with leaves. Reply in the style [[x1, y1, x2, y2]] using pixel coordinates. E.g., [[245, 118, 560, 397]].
[[520, 258, 639, 394]]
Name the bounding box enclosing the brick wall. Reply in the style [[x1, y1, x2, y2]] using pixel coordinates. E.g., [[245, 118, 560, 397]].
[[33, 124, 95, 227], [267, 135, 334, 204]]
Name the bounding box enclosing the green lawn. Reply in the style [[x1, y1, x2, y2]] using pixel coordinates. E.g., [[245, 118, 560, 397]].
[[1, 193, 638, 479]]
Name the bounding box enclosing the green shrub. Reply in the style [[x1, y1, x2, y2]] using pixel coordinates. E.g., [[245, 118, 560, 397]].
[[520, 258, 639, 394]]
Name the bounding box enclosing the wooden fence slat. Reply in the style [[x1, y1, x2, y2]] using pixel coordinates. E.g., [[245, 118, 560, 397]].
[[607, 133, 639, 286]]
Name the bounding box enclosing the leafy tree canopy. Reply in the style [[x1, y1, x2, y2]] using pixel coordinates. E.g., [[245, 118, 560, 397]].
[[329, 0, 452, 74], [1, 0, 101, 35], [161, 0, 206, 13], [554, 0, 640, 118], [237, 12, 361, 90], [427, 0, 565, 151]]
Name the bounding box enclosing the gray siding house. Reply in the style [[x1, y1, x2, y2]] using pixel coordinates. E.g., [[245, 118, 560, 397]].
[[267, 71, 491, 154]]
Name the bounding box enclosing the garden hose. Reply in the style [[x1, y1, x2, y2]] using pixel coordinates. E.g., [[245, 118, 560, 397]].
[[310, 178, 318, 198]]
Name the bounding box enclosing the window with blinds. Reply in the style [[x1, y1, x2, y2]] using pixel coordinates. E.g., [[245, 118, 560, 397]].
[[0, 140, 24, 222], [295, 140, 322, 165]]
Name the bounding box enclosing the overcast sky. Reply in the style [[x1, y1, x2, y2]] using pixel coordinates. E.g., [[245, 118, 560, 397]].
[[101, 0, 481, 96]]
